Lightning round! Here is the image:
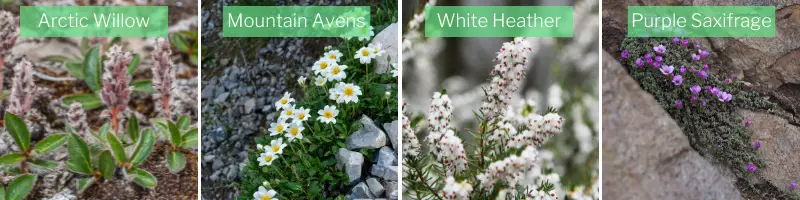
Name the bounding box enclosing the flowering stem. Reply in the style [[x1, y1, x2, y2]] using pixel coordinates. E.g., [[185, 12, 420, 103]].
[[412, 160, 443, 200], [111, 107, 119, 134]]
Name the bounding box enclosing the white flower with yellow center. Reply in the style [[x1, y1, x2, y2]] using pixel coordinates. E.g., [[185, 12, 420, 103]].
[[335, 82, 362, 104], [317, 105, 339, 124], [268, 118, 288, 136], [275, 92, 294, 110], [279, 105, 296, 121], [329, 88, 342, 103], [314, 77, 327, 86], [368, 43, 385, 57], [312, 58, 336, 75], [294, 107, 311, 122], [297, 76, 306, 85], [267, 138, 287, 154], [285, 123, 305, 142], [258, 151, 278, 166], [323, 50, 343, 62], [326, 63, 348, 82], [253, 186, 278, 200], [355, 47, 374, 64]]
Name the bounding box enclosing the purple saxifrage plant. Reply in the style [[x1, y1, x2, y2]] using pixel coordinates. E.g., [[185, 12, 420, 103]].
[[8, 59, 36, 117], [151, 38, 175, 119], [100, 45, 134, 134]]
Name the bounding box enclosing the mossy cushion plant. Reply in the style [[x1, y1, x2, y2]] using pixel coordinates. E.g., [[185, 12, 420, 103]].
[[617, 37, 781, 180]]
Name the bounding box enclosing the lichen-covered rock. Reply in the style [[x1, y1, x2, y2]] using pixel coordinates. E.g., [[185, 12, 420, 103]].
[[383, 120, 398, 150], [602, 51, 742, 200], [739, 109, 800, 196], [336, 148, 364, 183], [346, 116, 387, 150]]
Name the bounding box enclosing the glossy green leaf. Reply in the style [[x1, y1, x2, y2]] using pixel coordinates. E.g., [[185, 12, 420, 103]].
[[149, 118, 169, 139], [131, 168, 157, 188], [105, 133, 126, 165], [177, 115, 191, 131], [166, 151, 186, 174], [132, 80, 154, 93], [82, 46, 102, 91], [63, 93, 102, 110], [4, 113, 30, 152], [65, 62, 85, 80], [6, 174, 36, 200], [98, 151, 115, 179], [28, 159, 58, 170], [127, 113, 139, 143], [189, 54, 198, 66], [0, 153, 25, 165], [168, 121, 182, 147], [34, 134, 67, 154], [129, 129, 154, 168], [128, 54, 140, 75], [67, 133, 93, 175], [170, 34, 190, 53], [76, 177, 95, 194], [180, 128, 198, 149]]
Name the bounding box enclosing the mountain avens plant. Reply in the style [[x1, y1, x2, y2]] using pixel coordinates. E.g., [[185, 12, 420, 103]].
[[0, 113, 67, 174], [0, 174, 36, 200]]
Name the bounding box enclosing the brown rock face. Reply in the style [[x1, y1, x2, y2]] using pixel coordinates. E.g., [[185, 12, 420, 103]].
[[602, 51, 742, 200], [740, 109, 800, 196]]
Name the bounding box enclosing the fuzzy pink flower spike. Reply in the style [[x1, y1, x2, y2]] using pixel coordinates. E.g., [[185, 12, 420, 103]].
[[8, 59, 36, 117], [68, 102, 89, 137], [151, 38, 175, 119], [0, 11, 20, 99], [101, 45, 134, 134]]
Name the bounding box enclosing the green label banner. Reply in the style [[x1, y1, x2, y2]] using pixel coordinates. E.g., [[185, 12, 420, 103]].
[[19, 6, 168, 37], [423, 6, 574, 37], [627, 6, 776, 37], [222, 6, 371, 37]]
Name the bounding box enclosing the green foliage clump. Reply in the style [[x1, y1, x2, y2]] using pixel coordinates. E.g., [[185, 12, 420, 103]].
[[618, 37, 780, 177]]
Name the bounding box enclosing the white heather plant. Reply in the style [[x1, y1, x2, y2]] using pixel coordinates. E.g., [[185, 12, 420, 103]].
[[403, 38, 570, 199]]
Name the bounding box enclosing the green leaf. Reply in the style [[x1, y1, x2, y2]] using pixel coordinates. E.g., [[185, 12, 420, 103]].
[[105, 133, 127, 165], [76, 177, 96, 194], [130, 168, 157, 188], [41, 55, 73, 63], [67, 133, 93, 175], [28, 159, 58, 170], [189, 54, 198, 66], [80, 38, 89, 54], [0, 153, 25, 165], [107, 37, 121, 49], [83, 46, 102, 91], [98, 151, 115, 179], [127, 113, 139, 143], [279, 182, 302, 192], [132, 80, 154, 93], [171, 34, 190, 53], [0, 186, 5, 200], [128, 54, 140, 75], [129, 129, 154, 168], [63, 93, 102, 110], [177, 115, 191, 131], [168, 121, 182, 147], [149, 118, 169, 139], [34, 134, 67, 154], [4, 113, 30, 152], [180, 128, 198, 149], [166, 151, 186, 174], [65, 62, 85, 80], [6, 174, 36, 200]]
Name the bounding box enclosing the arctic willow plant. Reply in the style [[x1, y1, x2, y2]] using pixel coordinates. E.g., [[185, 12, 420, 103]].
[[403, 38, 566, 199], [0, 10, 18, 93]]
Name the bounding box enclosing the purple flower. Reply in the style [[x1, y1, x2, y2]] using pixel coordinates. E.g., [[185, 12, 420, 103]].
[[745, 120, 751, 127], [660, 65, 674, 75], [672, 75, 683, 85], [698, 70, 708, 79], [655, 56, 663, 63], [733, 74, 737, 79], [691, 53, 700, 61], [654, 44, 666, 54], [705, 86, 712, 92], [680, 65, 686, 74], [747, 163, 757, 173], [724, 77, 731, 83], [644, 53, 652, 60], [699, 49, 709, 58], [701, 100, 707, 107], [673, 37, 680, 44], [621, 50, 629, 59], [690, 85, 701, 94], [695, 44, 701, 50], [716, 145, 722, 149], [652, 62, 661, 69], [691, 96, 698, 102], [717, 91, 733, 102], [675, 100, 683, 108], [710, 87, 721, 96], [635, 58, 644, 67], [791, 182, 797, 189], [703, 64, 709, 70], [754, 141, 761, 149], [681, 39, 688, 47]]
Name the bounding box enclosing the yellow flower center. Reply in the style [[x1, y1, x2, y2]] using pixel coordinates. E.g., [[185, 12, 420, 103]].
[[344, 87, 354, 96], [286, 110, 293, 115], [361, 49, 370, 56], [264, 155, 273, 162], [280, 99, 287, 104], [276, 125, 284, 132], [329, 54, 337, 59], [321, 62, 328, 69], [332, 66, 341, 75], [298, 113, 305, 120], [261, 196, 272, 200], [291, 128, 299, 136], [324, 111, 333, 118], [272, 145, 280, 152]]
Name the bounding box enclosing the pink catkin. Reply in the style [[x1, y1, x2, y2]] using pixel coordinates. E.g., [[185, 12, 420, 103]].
[[151, 38, 175, 119], [8, 59, 36, 117], [68, 102, 89, 137], [0, 11, 20, 101], [101, 45, 133, 133]]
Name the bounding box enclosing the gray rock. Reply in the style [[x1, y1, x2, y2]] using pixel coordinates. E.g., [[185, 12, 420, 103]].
[[215, 92, 230, 104], [366, 177, 385, 197], [370, 164, 398, 181], [601, 51, 742, 200], [384, 181, 398, 200], [739, 109, 800, 196], [244, 98, 256, 114], [383, 121, 398, 150], [349, 182, 374, 199], [226, 166, 239, 180], [204, 155, 216, 163], [209, 170, 221, 181], [212, 160, 225, 170], [372, 23, 398, 74], [336, 148, 364, 183], [43, 188, 77, 200], [201, 86, 215, 99], [375, 146, 396, 166], [346, 116, 387, 150]]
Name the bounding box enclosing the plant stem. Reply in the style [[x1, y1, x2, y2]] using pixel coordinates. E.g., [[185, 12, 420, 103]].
[[413, 161, 443, 200]]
